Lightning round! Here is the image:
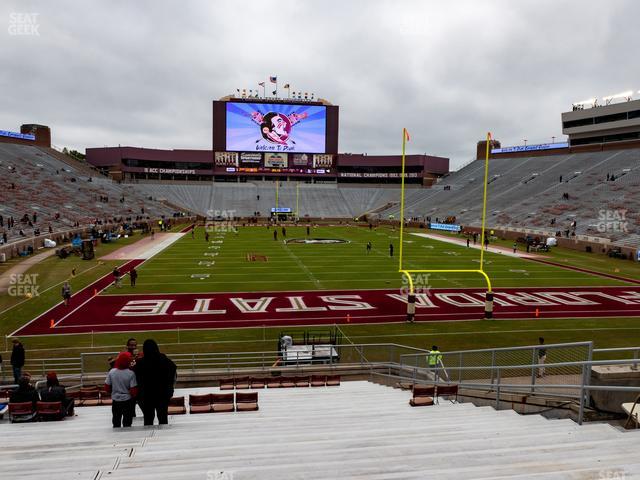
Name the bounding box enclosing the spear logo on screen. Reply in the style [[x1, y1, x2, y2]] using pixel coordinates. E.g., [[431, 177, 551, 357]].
[[250, 111, 308, 146]]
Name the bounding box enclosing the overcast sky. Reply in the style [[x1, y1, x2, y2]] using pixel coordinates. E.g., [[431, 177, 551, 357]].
[[2, 0, 639, 169]]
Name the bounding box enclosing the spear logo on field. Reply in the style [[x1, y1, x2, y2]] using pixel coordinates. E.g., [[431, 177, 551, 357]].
[[250, 111, 308, 146]]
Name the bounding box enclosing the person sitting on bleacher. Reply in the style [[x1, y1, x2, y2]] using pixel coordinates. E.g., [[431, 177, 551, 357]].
[[10, 376, 38, 408], [39, 371, 74, 417]]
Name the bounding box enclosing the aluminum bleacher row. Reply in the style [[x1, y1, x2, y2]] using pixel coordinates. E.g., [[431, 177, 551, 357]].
[[0, 144, 178, 243], [2, 381, 640, 479], [378, 149, 640, 242]]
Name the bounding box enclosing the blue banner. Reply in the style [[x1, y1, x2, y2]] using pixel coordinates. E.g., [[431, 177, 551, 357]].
[[429, 223, 461, 232], [0, 130, 35, 141]]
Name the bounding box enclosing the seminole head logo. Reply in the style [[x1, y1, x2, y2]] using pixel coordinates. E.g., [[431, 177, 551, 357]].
[[250, 111, 308, 146]]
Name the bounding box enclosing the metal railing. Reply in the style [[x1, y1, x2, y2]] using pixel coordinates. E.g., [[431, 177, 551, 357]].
[[5, 341, 640, 425]]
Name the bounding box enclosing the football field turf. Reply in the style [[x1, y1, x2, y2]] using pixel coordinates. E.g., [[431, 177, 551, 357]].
[[103, 225, 629, 295]]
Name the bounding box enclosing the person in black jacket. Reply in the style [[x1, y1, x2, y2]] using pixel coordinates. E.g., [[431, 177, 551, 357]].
[[11, 338, 25, 383], [134, 339, 177, 426], [10, 376, 38, 407], [38, 371, 74, 417]]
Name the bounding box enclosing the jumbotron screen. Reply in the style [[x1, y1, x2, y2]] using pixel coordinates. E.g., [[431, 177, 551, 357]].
[[225, 102, 327, 153]]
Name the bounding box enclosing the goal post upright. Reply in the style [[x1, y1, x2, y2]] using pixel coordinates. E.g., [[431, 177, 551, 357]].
[[398, 130, 494, 319]]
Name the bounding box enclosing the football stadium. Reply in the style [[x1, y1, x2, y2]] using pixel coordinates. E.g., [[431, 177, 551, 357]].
[[2, 2, 640, 479]]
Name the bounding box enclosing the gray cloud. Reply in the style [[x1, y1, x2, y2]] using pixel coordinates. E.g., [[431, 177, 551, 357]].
[[1, 0, 638, 168]]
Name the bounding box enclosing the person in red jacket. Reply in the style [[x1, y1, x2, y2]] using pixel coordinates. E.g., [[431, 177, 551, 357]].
[[105, 352, 138, 428]]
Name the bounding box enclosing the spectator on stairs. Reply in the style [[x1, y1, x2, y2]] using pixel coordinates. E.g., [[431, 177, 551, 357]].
[[105, 352, 138, 428]]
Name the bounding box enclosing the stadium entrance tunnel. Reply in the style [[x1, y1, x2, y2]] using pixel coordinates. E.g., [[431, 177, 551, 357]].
[[285, 238, 350, 244]]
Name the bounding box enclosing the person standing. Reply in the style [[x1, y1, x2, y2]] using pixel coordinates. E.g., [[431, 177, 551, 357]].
[[282, 226, 286, 238], [366, 241, 372, 254], [61, 281, 72, 306], [11, 338, 25, 383], [512, 242, 517, 254], [273, 230, 278, 241], [428, 345, 442, 370], [466, 237, 470, 248], [191, 227, 195, 239], [113, 267, 121, 288], [306, 225, 310, 236], [105, 352, 138, 428], [130, 267, 138, 287], [134, 339, 177, 426], [205, 231, 209, 242], [537, 337, 547, 378], [389, 243, 394, 257]]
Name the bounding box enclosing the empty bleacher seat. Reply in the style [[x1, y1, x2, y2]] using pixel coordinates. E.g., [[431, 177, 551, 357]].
[[168, 397, 186, 415], [310, 375, 327, 387], [326, 375, 341, 386], [409, 386, 435, 407], [250, 378, 265, 389], [235, 392, 258, 412], [435, 384, 459, 404], [189, 394, 211, 414], [211, 393, 235, 413]]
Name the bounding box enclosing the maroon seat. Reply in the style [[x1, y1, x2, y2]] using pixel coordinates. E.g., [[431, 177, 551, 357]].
[[99, 386, 112, 406], [189, 394, 212, 414], [266, 377, 282, 388], [37, 401, 63, 420], [211, 393, 235, 413], [168, 396, 186, 415], [435, 384, 459, 404], [310, 375, 327, 387], [294, 376, 310, 387], [79, 386, 100, 407], [219, 378, 235, 390], [409, 385, 435, 407], [235, 392, 259, 411], [250, 378, 265, 389], [280, 377, 295, 388], [235, 377, 250, 389], [9, 402, 36, 422], [326, 375, 341, 386]]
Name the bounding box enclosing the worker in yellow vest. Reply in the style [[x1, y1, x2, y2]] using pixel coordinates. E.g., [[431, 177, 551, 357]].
[[428, 346, 442, 369]]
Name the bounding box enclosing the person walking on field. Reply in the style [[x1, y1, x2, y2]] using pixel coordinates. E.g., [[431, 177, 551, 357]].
[[366, 241, 372, 254], [273, 230, 278, 241], [389, 243, 394, 257], [113, 267, 122, 288], [134, 339, 177, 426], [61, 281, 71, 306], [129, 267, 138, 287], [105, 352, 138, 428]]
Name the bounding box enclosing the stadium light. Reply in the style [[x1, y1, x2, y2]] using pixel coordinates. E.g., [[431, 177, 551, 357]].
[[602, 90, 634, 105]]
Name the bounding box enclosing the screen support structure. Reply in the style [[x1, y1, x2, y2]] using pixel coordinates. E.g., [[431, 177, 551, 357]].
[[398, 131, 494, 321]]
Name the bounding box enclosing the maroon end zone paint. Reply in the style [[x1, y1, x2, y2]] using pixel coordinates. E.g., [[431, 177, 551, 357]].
[[13, 285, 640, 336]]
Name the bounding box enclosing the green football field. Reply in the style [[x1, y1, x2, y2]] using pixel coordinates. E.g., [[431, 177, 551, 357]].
[[103, 224, 629, 295]]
